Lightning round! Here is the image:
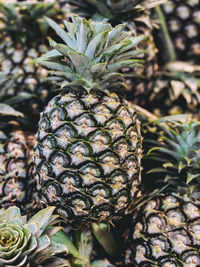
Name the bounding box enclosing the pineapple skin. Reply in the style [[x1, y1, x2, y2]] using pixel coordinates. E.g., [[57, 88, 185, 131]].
[[34, 88, 142, 223], [0, 122, 41, 217], [161, 0, 200, 63], [124, 193, 200, 267]]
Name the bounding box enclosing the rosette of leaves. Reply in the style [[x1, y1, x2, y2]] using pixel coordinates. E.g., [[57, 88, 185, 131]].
[[0, 206, 71, 267]]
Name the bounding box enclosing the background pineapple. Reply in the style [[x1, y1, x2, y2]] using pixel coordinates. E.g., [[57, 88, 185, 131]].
[[125, 192, 200, 266], [156, 0, 200, 63], [146, 62, 200, 116], [0, 102, 40, 218], [116, 116, 200, 266], [143, 116, 200, 191], [33, 15, 144, 223], [0, 2, 63, 121]]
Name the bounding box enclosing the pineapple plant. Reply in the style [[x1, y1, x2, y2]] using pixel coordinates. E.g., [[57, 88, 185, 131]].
[[118, 116, 200, 266], [157, 0, 200, 63], [33, 15, 145, 223], [143, 116, 200, 190], [0, 205, 71, 266], [0, 2, 62, 120], [0, 102, 41, 218]]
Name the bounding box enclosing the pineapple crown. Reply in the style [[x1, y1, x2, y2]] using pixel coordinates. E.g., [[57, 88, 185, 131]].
[[0, 2, 60, 43], [145, 116, 200, 187], [37, 15, 146, 91], [67, 0, 165, 22]]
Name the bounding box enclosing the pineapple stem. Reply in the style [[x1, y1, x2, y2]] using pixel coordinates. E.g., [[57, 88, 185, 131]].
[[155, 5, 176, 62], [73, 228, 93, 267], [92, 222, 117, 258]]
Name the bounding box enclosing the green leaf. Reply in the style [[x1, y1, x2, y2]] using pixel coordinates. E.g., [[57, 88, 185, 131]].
[[86, 30, 109, 59], [28, 206, 55, 238], [45, 16, 75, 48], [5, 93, 38, 106], [90, 63, 107, 76], [50, 230, 79, 258], [77, 18, 91, 53], [68, 51, 93, 75], [0, 104, 24, 117], [92, 223, 117, 258], [38, 59, 72, 73], [116, 49, 147, 61], [49, 40, 76, 56], [107, 24, 127, 46], [35, 235, 51, 252], [107, 59, 144, 72], [0, 206, 21, 223]]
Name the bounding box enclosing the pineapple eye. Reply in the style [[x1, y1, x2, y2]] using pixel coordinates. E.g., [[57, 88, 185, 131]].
[[68, 142, 91, 156], [185, 24, 198, 38], [177, 5, 191, 20], [65, 100, 84, 119], [41, 135, 57, 160], [150, 236, 170, 259], [117, 106, 132, 126], [87, 182, 110, 198], [79, 162, 103, 178], [112, 189, 129, 211], [49, 107, 67, 130], [122, 154, 138, 177], [193, 10, 200, 24], [50, 107, 67, 121], [44, 182, 62, 202], [98, 151, 119, 164], [38, 161, 52, 178], [91, 204, 112, 220], [91, 104, 112, 125], [162, 195, 179, 210], [74, 113, 95, 127], [158, 257, 181, 267], [88, 129, 111, 144], [107, 169, 128, 184], [49, 151, 70, 176], [59, 171, 82, 191], [183, 202, 200, 219], [4, 178, 25, 201], [166, 209, 185, 227], [42, 135, 57, 149], [147, 215, 165, 234], [7, 159, 26, 178], [112, 138, 129, 159], [168, 19, 181, 32], [54, 124, 77, 138], [68, 192, 92, 213], [135, 244, 150, 264]]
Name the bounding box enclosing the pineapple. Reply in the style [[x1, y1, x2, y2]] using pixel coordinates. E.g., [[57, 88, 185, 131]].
[[158, 0, 200, 63], [0, 103, 40, 218], [146, 62, 200, 116], [124, 193, 200, 266], [0, 2, 62, 120], [118, 116, 200, 266], [33, 15, 144, 223], [62, 0, 161, 106]]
